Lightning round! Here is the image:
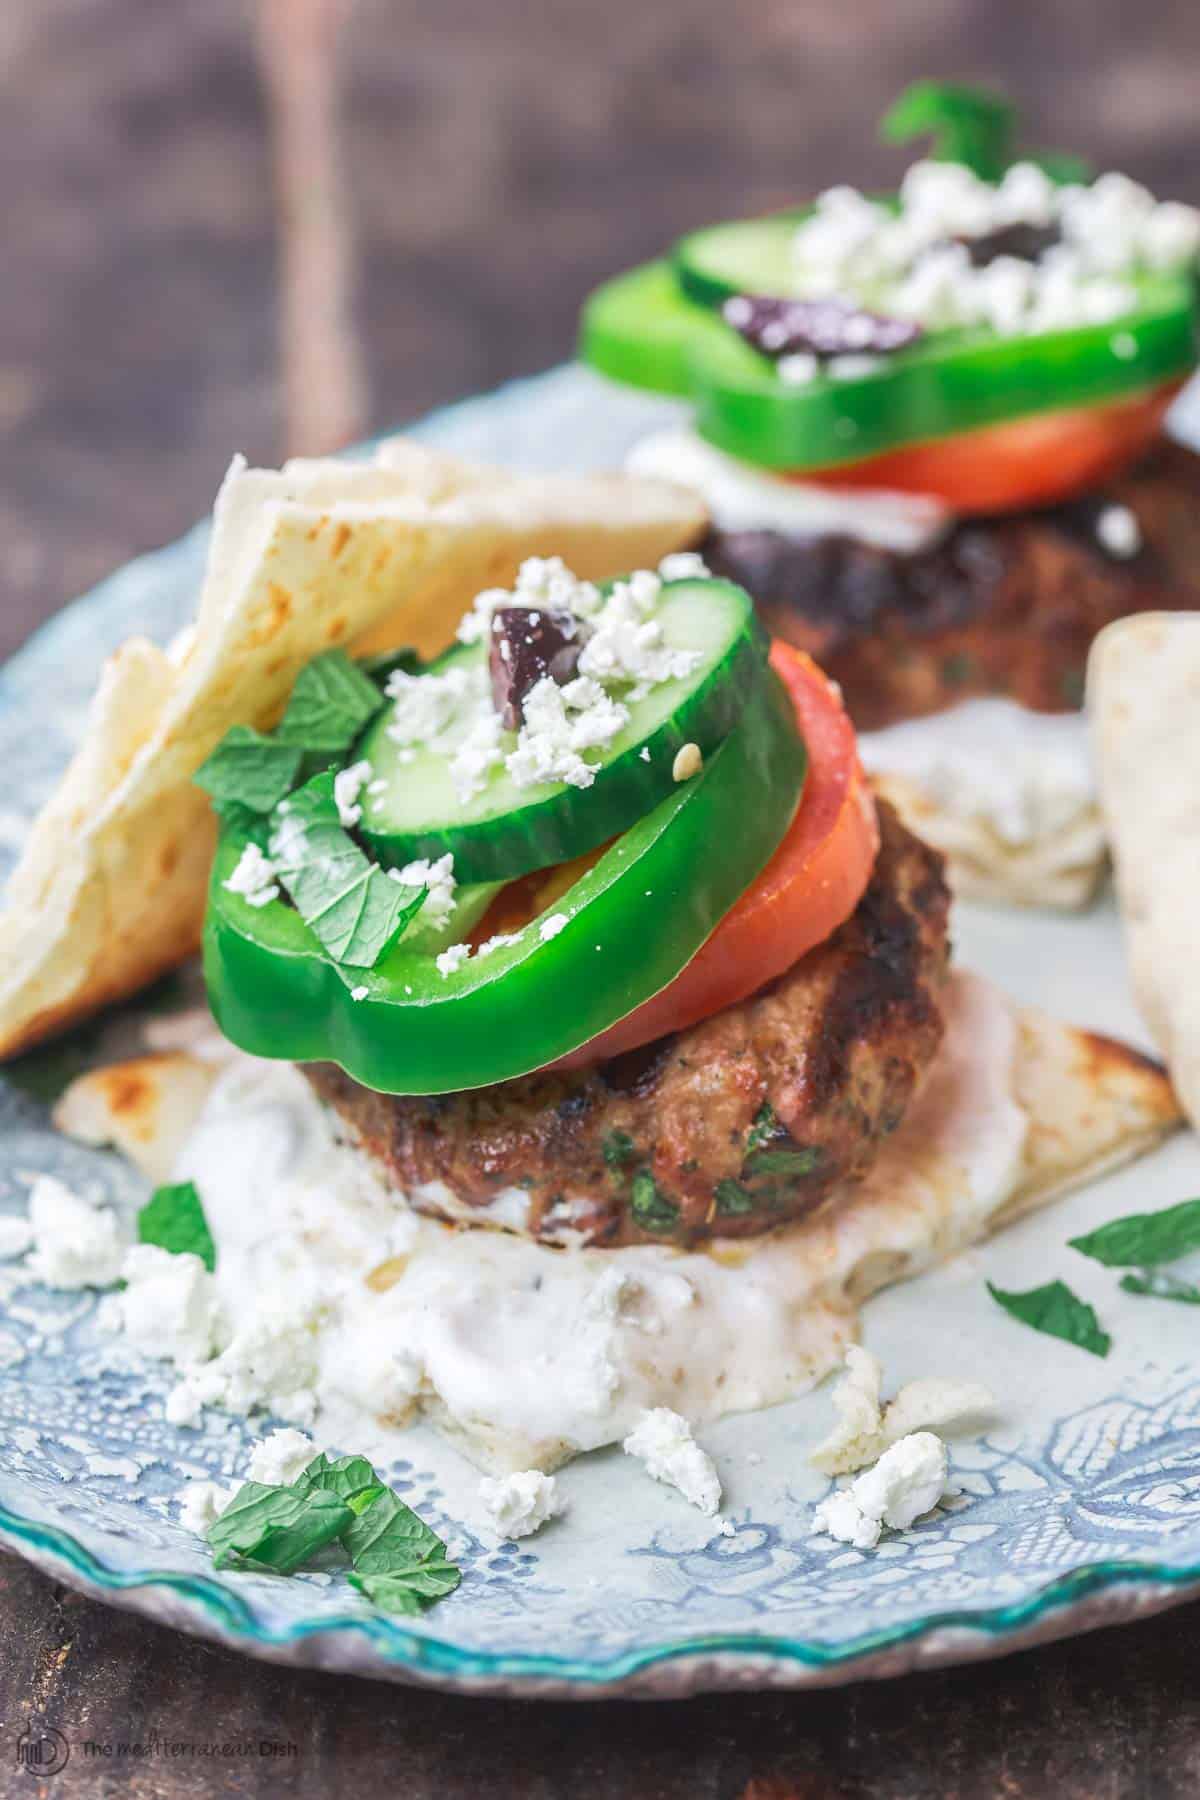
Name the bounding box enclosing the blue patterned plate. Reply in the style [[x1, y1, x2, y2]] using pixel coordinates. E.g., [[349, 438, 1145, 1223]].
[[2, 367, 1200, 1697]]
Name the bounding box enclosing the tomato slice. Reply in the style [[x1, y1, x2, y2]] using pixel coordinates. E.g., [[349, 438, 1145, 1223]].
[[793, 382, 1181, 514], [552, 643, 878, 1069]]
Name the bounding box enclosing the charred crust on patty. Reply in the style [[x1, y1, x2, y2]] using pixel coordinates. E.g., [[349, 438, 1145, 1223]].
[[304, 802, 951, 1248], [701, 440, 1200, 731]]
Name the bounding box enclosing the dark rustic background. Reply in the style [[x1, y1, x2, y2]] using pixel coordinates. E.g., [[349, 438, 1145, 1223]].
[[4, 0, 1200, 1792]]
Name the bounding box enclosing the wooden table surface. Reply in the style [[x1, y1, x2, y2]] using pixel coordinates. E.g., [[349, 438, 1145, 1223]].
[[4, 2, 1200, 1792]]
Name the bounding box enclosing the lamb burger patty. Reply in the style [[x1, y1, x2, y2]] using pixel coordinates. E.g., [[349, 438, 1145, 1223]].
[[304, 802, 950, 1247]]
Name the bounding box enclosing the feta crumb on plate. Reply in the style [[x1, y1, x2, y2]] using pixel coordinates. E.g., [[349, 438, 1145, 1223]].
[[99, 1244, 225, 1366], [246, 1427, 317, 1487], [812, 1431, 949, 1551], [0, 1216, 33, 1260], [622, 1407, 722, 1517], [23, 1173, 125, 1290], [478, 1469, 564, 1540], [178, 1477, 237, 1537]]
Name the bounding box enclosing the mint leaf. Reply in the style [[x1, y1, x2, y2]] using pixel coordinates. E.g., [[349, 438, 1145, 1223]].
[[343, 1487, 448, 1575], [1120, 1269, 1200, 1305], [276, 651, 384, 752], [357, 646, 422, 685], [1070, 1198, 1200, 1269], [743, 1148, 820, 1178], [350, 1562, 461, 1616], [137, 1180, 215, 1272], [881, 81, 1016, 181], [194, 726, 303, 813], [208, 1483, 352, 1574], [301, 1452, 385, 1516], [630, 1171, 680, 1235], [987, 1279, 1110, 1357], [272, 775, 425, 967]]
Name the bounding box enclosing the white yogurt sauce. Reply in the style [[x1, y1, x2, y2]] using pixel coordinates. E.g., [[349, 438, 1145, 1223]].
[[860, 698, 1099, 848], [167, 971, 1029, 1474], [625, 427, 951, 555]]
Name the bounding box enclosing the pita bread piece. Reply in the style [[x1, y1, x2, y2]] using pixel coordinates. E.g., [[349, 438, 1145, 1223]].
[[0, 443, 705, 1059]]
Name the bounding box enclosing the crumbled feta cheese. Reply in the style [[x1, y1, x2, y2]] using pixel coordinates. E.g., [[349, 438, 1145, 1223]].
[[658, 550, 711, 581], [788, 161, 1195, 343], [394, 852, 457, 928], [100, 1244, 225, 1365], [0, 1216, 33, 1260], [167, 1291, 321, 1429], [827, 353, 885, 380], [266, 809, 309, 872], [333, 759, 372, 828], [476, 931, 524, 958], [639, 746, 651, 762], [776, 351, 820, 385], [478, 1469, 564, 1540], [223, 842, 280, 909], [246, 1427, 317, 1486], [448, 711, 505, 805], [436, 943, 471, 978], [386, 660, 483, 740], [1095, 503, 1142, 559], [672, 742, 703, 782], [457, 556, 601, 646], [576, 578, 702, 698], [538, 911, 568, 942], [178, 1477, 236, 1537], [350, 985, 368, 1002], [505, 675, 629, 790], [623, 1407, 722, 1517], [24, 1174, 125, 1289], [812, 1431, 948, 1549], [810, 1344, 993, 1476]]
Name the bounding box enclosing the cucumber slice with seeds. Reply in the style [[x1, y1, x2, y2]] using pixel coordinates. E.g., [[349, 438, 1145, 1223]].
[[358, 578, 771, 884]]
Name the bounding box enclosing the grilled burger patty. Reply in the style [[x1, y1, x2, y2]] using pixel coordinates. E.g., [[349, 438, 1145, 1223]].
[[304, 802, 951, 1247], [703, 440, 1200, 731]]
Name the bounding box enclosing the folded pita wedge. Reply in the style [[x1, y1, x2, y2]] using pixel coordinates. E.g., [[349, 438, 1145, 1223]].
[[1089, 610, 1200, 1128], [0, 443, 705, 1060]]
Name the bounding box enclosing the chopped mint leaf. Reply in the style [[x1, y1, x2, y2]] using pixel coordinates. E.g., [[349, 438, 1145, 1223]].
[[713, 1178, 755, 1217], [1069, 1198, 1200, 1269], [208, 1483, 352, 1575], [745, 1103, 777, 1154], [343, 1486, 447, 1574], [987, 1279, 1110, 1358], [137, 1180, 215, 1273], [881, 81, 1015, 181], [350, 1562, 461, 1616], [630, 1171, 680, 1235], [743, 1148, 820, 1178], [276, 650, 385, 752], [1120, 1269, 1200, 1306], [272, 774, 425, 967], [602, 1130, 636, 1169], [194, 727, 303, 813], [301, 1452, 385, 1516]]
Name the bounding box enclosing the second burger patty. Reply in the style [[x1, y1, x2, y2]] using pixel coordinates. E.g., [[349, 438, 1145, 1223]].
[[305, 802, 951, 1248], [703, 439, 1200, 731]]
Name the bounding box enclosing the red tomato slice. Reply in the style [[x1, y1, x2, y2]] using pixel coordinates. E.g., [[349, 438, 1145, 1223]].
[[551, 643, 879, 1069], [794, 383, 1181, 514]]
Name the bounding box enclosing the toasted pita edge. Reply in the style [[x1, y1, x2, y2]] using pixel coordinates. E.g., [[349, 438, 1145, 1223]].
[[0, 446, 705, 1060]]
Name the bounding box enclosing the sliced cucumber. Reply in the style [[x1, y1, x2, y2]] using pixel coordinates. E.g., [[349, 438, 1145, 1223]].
[[578, 260, 708, 396], [358, 579, 769, 884], [673, 214, 807, 310]]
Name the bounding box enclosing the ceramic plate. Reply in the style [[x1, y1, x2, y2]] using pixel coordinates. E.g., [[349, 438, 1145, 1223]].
[[2, 367, 1200, 1699]]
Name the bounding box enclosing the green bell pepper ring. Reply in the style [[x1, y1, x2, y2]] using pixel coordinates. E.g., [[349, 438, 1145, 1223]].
[[203, 667, 807, 1094]]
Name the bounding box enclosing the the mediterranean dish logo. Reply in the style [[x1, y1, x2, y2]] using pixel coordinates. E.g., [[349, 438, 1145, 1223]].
[[14, 1724, 297, 1774], [15, 1723, 70, 1777]]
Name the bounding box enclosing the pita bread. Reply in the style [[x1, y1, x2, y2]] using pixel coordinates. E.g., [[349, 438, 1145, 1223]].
[[0, 443, 705, 1060], [1088, 610, 1200, 1128], [866, 772, 1107, 911], [52, 971, 1180, 1474]]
